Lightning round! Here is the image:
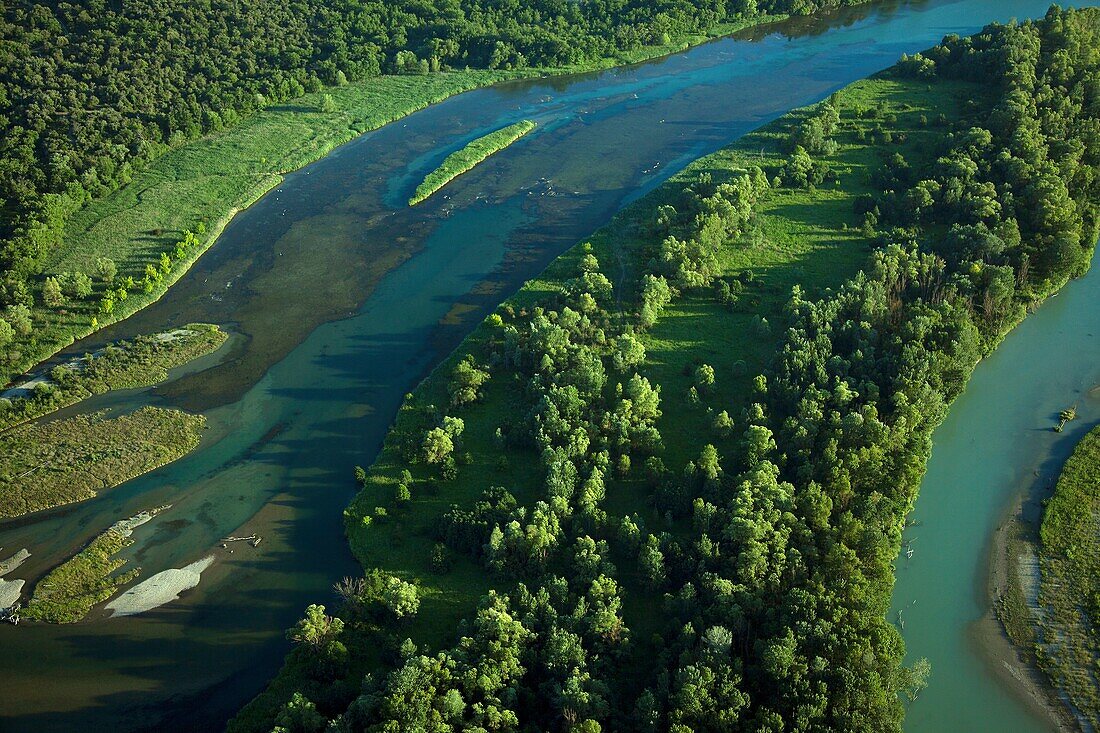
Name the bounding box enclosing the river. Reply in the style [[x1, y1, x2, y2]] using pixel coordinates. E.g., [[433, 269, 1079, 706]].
[[0, 1, 1091, 731], [891, 262, 1100, 732]]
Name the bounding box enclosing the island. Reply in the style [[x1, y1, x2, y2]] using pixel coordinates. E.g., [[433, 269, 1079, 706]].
[[409, 120, 538, 206]]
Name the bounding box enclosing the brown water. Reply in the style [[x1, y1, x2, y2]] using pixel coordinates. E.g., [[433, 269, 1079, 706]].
[[0, 2, 1087, 731]]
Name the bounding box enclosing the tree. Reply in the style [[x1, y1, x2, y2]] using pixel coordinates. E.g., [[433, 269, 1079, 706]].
[[42, 277, 63, 307], [94, 257, 117, 284], [272, 692, 326, 733], [63, 272, 93, 298], [900, 658, 931, 702], [287, 604, 343, 649], [5, 305, 32, 336], [319, 93, 336, 113], [421, 427, 454, 464], [639, 535, 666, 590], [694, 363, 715, 393], [0, 319, 12, 347], [696, 444, 721, 484], [449, 356, 490, 406]]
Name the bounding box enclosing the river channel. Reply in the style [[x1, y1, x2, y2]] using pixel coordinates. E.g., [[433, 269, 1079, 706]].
[[0, 1, 1090, 731]]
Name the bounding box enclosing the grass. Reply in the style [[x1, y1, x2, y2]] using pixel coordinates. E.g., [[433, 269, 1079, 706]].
[[2, 10, 806, 388], [1036, 426, 1100, 727], [409, 120, 537, 205], [0, 406, 205, 519], [623, 77, 972, 482], [20, 528, 138, 623], [0, 323, 226, 430]]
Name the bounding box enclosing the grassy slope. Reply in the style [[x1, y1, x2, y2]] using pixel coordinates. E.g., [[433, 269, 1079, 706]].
[[0, 406, 205, 518], [409, 120, 537, 205], [230, 74, 973, 730], [5, 12, 796, 386], [1037, 426, 1100, 726]]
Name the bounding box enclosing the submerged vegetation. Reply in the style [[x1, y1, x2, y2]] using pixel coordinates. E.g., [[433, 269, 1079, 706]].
[[0, 406, 205, 518], [0, 323, 225, 430], [409, 120, 537, 206], [1036, 426, 1100, 727], [235, 8, 1100, 732]]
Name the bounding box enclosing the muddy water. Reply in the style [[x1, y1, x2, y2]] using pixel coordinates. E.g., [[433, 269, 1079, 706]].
[[0, 2, 1088, 731]]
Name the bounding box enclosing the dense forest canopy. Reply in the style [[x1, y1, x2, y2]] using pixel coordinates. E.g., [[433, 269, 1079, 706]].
[[231, 6, 1100, 732]]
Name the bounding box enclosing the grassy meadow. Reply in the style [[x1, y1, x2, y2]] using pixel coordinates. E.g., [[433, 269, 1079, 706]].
[[21, 528, 138, 623], [0, 406, 205, 519]]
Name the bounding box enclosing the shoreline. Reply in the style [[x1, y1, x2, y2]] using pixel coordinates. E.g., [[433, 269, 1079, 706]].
[[976, 488, 1077, 732]]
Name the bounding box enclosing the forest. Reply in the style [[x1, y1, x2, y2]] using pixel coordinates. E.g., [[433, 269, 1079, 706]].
[[0, 0, 870, 382], [228, 6, 1100, 733]]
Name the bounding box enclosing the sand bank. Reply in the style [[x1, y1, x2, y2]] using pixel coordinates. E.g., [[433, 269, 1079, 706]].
[[0, 548, 30, 576], [106, 556, 214, 617], [0, 579, 24, 609]]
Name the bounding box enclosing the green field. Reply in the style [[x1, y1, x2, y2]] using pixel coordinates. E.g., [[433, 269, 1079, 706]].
[[1037, 426, 1100, 727], [409, 120, 537, 205], [2, 14, 790, 387], [0, 406, 205, 518], [231, 73, 972, 730]]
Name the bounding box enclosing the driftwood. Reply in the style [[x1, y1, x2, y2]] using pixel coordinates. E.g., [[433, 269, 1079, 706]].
[[220, 534, 262, 549]]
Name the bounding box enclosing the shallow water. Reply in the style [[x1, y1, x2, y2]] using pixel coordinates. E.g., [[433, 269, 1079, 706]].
[[0, 1, 1091, 731]]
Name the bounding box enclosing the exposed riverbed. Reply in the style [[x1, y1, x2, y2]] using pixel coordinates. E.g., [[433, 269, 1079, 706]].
[[0, 1, 1092, 731]]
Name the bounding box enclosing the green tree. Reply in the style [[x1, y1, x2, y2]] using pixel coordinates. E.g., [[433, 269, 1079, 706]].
[[42, 277, 63, 307], [287, 604, 343, 649], [94, 257, 117, 284]]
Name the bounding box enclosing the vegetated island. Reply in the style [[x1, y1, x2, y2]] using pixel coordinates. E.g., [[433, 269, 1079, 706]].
[[408, 120, 537, 206], [0, 324, 223, 520], [0, 322, 226, 430], [0, 0, 874, 386], [232, 8, 1100, 732], [996, 425, 1100, 730], [19, 505, 169, 624], [0, 406, 204, 519]]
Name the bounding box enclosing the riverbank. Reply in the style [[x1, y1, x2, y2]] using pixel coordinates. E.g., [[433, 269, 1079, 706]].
[[2, 10, 814, 388], [981, 489, 1076, 732]]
